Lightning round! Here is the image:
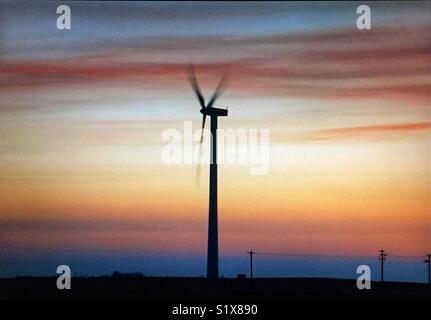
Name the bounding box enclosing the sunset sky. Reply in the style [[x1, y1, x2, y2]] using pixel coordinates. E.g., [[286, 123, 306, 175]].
[[0, 1, 430, 281]]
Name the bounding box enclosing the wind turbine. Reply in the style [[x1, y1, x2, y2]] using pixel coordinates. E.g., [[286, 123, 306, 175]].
[[188, 65, 228, 279]]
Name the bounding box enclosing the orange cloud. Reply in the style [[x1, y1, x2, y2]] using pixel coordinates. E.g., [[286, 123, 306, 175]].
[[312, 122, 431, 141]]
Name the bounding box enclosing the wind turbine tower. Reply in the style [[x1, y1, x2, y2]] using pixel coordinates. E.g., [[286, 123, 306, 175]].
[[188, 66, 228, 279]]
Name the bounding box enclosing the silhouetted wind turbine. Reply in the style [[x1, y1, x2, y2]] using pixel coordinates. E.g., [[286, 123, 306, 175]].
[[188, 65, 228, 279]]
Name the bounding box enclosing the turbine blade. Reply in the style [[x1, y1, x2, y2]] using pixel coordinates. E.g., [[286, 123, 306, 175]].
[[188, 65, 206, 109], [206, 71, 228, 109], [195, 115, 206, 188], [195, 155, 202, 188], [195, 138, 204, 188], [200, 115, 207, 144]]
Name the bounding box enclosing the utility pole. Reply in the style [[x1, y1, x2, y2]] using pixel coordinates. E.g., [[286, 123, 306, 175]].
[[425, 254, 431, 284], [247, 250, 255, 279], [378, 249, 387, 282]]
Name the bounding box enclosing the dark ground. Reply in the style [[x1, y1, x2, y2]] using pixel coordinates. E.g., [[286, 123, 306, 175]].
[[1, 276, 430, 300]]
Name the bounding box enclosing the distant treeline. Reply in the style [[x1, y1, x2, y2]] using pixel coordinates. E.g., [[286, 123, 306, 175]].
[[111, 271, 145, 278]]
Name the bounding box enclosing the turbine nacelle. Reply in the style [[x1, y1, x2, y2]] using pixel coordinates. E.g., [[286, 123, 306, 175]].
[[200, 106, 228, 117]]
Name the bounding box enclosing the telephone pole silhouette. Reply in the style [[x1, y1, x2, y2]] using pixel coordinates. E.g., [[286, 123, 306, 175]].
[[425, 254, 431, 284], [378, 249, 387, 282], [247, 250, 255, 279]]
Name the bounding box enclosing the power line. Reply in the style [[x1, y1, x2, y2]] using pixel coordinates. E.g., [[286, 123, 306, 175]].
[[389, 254, 424, 259], [253, 251, 426, 260], [253, 251, 373, 259]]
